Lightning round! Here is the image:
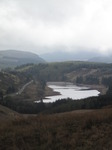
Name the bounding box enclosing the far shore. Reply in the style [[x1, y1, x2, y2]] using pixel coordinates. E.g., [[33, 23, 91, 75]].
[[47, 82, 73, 86], [76, 84, 107, 95]]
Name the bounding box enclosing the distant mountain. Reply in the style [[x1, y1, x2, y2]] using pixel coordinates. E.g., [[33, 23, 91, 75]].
[[88, 55, 112, 63], [40, 51, 99, 62], [0, 50, 45, 68]]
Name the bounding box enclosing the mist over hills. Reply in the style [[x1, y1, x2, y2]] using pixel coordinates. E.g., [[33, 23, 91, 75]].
[[40, 50, 101, 62], [40, 50, 112, 63], [0, 49, 112, 70], [0, 50, 45, 68], [88, 55, 112, 63]]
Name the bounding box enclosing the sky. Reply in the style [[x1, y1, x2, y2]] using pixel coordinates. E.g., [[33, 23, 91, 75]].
[[0, 0, 112, 55]]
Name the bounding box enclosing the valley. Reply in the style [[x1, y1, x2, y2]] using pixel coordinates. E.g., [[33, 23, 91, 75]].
[[1, 0, 112, 149], [0, 60, 112, 149]]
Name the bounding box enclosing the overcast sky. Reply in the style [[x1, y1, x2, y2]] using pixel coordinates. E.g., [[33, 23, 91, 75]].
[[0, 0, 112, 54]]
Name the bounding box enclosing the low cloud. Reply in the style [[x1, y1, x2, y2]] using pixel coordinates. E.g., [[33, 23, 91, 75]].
[[0, 0, 112, 54]]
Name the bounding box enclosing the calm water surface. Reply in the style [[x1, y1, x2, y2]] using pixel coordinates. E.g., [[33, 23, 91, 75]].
[[42, 83, 100, 103]]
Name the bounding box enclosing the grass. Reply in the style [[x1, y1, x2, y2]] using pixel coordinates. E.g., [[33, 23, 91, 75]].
[[0, 104, 18, 120], [0, 108, 112, 149]]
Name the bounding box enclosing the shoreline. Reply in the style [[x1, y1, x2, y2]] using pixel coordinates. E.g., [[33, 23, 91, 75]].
[[45, 86, 61, 97], [76, 84, 107, 95], [45, 82, 107, 97], [91, 85, 108, 95]]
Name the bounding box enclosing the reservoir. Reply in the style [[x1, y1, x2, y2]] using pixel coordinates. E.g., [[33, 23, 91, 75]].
[[42, 82, 100, 103]]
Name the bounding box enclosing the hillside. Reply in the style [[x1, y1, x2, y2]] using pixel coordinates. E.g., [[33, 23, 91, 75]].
[[0, 104, 19, 120], [0, 108, 112, 149], [22, 61, 112, 87], [0, 50, 45, 68]]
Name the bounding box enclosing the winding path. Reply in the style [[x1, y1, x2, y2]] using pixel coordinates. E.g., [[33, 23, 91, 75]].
[[17, 80, 33, 95]]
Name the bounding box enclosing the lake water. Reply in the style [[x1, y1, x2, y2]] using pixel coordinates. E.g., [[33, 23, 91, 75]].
[[41, 83, 100, 103]]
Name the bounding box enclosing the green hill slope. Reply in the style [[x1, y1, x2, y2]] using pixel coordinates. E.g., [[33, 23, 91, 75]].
[[0, 50, 45, 69]]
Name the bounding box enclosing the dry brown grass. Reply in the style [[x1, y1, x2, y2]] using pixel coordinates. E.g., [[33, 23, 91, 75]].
[[0, 108, 112, 149], [0, 104, 19, 120]]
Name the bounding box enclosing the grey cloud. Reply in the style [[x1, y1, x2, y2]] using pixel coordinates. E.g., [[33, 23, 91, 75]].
[[0, 0, 112, 54]]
